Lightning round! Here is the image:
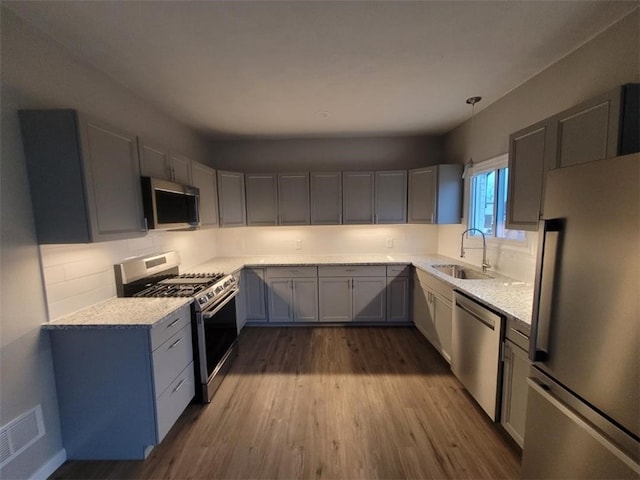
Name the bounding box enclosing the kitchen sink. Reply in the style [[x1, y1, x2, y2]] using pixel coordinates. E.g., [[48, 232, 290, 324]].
[[432, 264, 494, 280]]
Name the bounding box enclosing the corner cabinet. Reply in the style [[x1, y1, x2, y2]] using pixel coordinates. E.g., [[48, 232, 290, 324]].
[[408, 165, 462, 224], [19, 109, 146, 243], [266, 267, 318, 322], [217, 170, 246, 227], [47, 305, 195, 460], [412, 268, 453, 363]]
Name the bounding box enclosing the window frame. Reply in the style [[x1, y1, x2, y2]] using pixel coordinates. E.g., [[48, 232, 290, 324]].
[[465, 154, 533, 253]]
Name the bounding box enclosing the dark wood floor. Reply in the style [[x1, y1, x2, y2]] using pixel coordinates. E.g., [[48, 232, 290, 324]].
[[51, 327, 520, 479]]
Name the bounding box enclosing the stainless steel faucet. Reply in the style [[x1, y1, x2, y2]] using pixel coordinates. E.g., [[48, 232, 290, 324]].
[[460, 228, 491, 273]]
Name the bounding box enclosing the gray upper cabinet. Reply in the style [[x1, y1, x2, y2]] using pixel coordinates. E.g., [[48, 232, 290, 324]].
[[408, 165, 462, 224], [277, 173, 310, 225], [217, 170, 246, 227], [190, 162, 218, 227], [168, 153, 193, 185], [310, 172, 342, 224], [375, 170, 407, 224], [19, 109, 145, 243], [343, 171, 375, 224], [507, 119, 556, 230], [554, 87, 623, 169], [245, 173, 278, 226], [138, 140, 171, 180], [507, 84, 639, 231]]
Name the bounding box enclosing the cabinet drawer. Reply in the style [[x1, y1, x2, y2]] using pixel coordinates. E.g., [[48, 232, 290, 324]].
[[505, 316, 530, 351], [156, 362, 195, 442], [415, 268, 453, 301], [152, 325, 193, 396], [386, 265, 410, 277], [150, 305, 191, 351], [318, 265, 386, 277], [265, 266, 317, 278]]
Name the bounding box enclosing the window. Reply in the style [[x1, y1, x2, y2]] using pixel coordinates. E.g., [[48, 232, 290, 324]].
[[469, 157, 525, 241]]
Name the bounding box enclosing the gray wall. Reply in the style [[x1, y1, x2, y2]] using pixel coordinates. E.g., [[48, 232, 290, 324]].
[[444, 10, 640, 165], [210, 135, 444, 173], [0, 9, 212, 479]]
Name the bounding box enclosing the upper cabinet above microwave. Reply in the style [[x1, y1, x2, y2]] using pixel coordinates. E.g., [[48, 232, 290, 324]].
[[19, 109, 146, 243]]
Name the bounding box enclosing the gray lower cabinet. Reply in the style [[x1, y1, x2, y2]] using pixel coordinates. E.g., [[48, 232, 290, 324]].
[[386, 265, 410, 322], [47, 305, 194, 460], [266, 267, 318, 322], [278, 173, 310, 225], [310, 172, 342, 224], [190, 162, 219, 227], [343, 171, 375, 224], [408, 165, 462, 225], [246, 174, 278, 226], [19, 109, 146, 243], [241, 268, 268, 324], [412, 268, 453, 363], [217, 170, 246, 227], [375, 170, 407, 224], [501, 319, 531, 448], [318, 265, 387, 322]]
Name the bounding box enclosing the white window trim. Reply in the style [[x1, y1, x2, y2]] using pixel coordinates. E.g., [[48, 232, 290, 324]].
[[465, 153, 536, 256]]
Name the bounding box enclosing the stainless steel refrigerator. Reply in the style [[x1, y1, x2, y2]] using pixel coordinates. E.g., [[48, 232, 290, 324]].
[[521, 153, 639, 479]]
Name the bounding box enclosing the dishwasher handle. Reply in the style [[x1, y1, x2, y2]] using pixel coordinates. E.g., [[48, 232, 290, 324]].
[[455, 296, 496, 330]]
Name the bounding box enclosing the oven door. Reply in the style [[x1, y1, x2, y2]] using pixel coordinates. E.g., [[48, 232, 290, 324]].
[[196, 290, 239, 394]]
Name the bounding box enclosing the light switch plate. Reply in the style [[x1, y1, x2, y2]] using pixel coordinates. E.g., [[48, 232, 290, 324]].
[[386, 238, 393, 248], [295, 240, 302, 250]]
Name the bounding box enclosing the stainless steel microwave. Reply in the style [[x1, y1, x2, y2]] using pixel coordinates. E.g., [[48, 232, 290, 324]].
[[140, 176, 199, 230]]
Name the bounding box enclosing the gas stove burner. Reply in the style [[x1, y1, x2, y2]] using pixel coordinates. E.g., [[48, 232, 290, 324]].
[[178, 272, 224, 280]]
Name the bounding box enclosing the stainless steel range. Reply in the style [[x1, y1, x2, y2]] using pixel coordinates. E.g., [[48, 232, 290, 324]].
[[114, 251, 239, 403]]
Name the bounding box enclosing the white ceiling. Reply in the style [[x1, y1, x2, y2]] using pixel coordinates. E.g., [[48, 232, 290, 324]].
[[5, 1, 638, 138]]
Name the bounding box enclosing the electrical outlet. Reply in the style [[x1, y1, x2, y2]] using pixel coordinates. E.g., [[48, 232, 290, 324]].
[[295, 240, 302, 250], [386, 238, 393, 248]]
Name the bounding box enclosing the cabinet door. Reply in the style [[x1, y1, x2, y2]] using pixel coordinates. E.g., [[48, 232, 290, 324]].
[[343, 171, 374, 224], [407, 167, 436, 224], [352, 277, 387, 322], [243, 268, 268, 323], [169, 153, 193, 185], [555, 88, 621, 168], [190, 162, 218, 227], [501, 339, 530, 448], [292, 278, 318, 322], [433, 291, 452, 363], [278, 173, 310, 225], [318, 278, 352, 322], [217, 170, 246, 227], [507, 120, 556, 230], [387, 276, 409, 322], [416, 288, 439, 350], [268, 279, 293, 322], [375, 170, 407, 223], [310, 172, 342, 224], [246, 174, 278, 226], [81, 118, 145, 241], [138, 139, 170, 180]]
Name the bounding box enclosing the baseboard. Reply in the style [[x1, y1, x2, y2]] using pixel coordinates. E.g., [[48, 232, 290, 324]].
[[29, 448, 66, 480]]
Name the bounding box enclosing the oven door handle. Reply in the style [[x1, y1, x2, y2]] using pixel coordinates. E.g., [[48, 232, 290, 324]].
[[201, 288, 239, 319]]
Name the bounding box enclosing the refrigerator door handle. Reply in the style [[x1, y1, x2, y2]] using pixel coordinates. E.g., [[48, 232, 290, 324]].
[[530, 218, 563, 362]]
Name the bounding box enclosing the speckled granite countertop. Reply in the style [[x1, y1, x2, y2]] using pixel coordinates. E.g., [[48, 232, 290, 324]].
[[42, 297, 192, 330], [187, 254, 533, 332]]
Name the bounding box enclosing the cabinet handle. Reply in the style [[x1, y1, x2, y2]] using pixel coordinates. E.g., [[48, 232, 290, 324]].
[[169, 337, 183, 349], [141, 217, 149, 233], [167, 318, 181, 328], [173, 379, 186, 393], [339, 214, 343, 224], [345, 268, 356, 272], [430, 212, 434, 224]]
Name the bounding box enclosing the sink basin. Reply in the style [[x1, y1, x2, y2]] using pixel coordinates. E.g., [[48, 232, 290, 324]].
[[432, 264, 494, 280]]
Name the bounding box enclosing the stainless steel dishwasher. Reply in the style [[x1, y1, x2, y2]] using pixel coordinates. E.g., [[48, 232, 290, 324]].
[[452, 291, 504, 420]]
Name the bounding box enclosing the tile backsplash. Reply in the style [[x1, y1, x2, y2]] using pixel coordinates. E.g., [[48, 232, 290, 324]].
[[40, 229, 217, 320]]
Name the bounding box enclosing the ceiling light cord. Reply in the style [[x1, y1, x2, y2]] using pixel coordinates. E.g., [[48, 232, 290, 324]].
[[462, 96, 481, 179]]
